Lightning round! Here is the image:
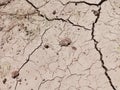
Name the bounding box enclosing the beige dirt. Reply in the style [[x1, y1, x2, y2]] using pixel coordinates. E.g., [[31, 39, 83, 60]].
[[0, 0, 120, 90]]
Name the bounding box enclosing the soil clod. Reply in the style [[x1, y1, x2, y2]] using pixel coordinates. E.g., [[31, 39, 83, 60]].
[[11, 70, 19, 79], [59, 38, 72, 47]]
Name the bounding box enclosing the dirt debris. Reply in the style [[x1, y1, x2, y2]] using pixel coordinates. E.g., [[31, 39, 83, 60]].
[[11, 70, 19, 79], [59, 38, 72, 47]]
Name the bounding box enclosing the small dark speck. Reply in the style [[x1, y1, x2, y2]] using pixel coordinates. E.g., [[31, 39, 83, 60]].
[[53, 10, 56, 15], [18, 79, 22, 82], [42, 79, 45, 81], [24, 26, 27, 30], [44, 44, 49, 49], [40, 14, 44, 17], [24, 79, 27, 81], [56, 53, 59, 55], [0, 27, 3, 31], [71, 46, 77, 50], [8, 1, 11, 3], [18, 29, 21, 31], [24, 15, 27, 18], [26, 83, 28, 85], [75, 3, 77, 6], [3, 78, 7, 84], [35, 77, 37, 80]]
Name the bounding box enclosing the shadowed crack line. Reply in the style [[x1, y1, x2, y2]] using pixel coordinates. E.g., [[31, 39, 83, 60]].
[[16, 0, 116, 90], [25, 0, 90, 30], [58, 0, 107, 6], [91, 2, 116, 90], [67, 19, 90, 30], [26, 0, 39, 11], [14, 27, 49, 90], [0, 0, 12, 7], [14, 80, 18, 90]]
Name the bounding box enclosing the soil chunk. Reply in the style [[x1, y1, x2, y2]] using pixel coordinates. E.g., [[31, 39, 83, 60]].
[[59, 38, 72, 47], [11, 71, 19, 79]]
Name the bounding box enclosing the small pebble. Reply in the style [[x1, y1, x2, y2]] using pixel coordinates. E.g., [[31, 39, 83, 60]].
[[44, 44, 49, 49], [11, 70, 19, 79]]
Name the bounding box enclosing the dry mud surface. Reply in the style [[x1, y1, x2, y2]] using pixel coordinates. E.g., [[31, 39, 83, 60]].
[[0, 0, 120, 90]]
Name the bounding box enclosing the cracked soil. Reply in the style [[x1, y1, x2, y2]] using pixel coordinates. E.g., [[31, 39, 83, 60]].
[[0, 0, 120, 90]]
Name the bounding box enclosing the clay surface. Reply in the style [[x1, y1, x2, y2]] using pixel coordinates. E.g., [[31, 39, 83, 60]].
[[0, 0, 120, 90]]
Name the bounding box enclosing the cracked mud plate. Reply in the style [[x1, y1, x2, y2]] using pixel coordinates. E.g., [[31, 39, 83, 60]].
[[0, 0, 120, 90]]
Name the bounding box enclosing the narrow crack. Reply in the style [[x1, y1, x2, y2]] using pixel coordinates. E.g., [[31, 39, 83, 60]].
[[25, 0, 90, 30], [16, 0, 116, 90], [91, 0, 116, 90], [26, 0, 39, 11], [14, 27, 49, 89], [14, 80, 18, 90], [18, 27, 51, 72], [38, 76, 64, 90]]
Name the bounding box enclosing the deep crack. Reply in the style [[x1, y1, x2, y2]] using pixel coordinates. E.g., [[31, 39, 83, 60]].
[[25, 0, 90, 30], [91, 1, 116, 90], [13, 0, 116, 90]]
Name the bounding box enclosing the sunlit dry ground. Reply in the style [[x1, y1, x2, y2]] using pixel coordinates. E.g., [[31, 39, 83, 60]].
[[0, 0, 120, 90]]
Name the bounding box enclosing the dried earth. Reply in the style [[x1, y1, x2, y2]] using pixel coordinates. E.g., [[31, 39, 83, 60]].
[[0, 0, 120, 90]]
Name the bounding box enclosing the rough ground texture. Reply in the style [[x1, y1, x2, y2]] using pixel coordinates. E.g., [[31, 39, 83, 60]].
[[0, 0, 120, 90]]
